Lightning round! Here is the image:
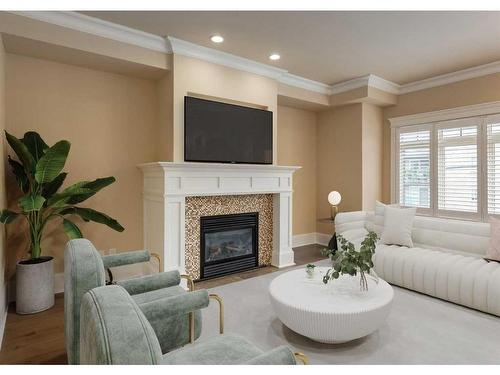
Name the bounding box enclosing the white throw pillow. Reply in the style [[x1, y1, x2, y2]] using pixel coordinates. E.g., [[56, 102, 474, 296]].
[[373, 201, 399, 235], [380, 206, 416, 247]]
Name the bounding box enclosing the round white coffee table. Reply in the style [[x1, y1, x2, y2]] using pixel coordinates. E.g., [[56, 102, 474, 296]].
[[269, 267, 393, 343]]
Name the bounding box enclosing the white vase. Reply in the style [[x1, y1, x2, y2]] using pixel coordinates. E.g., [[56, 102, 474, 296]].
[[16, 256, 55, 314]]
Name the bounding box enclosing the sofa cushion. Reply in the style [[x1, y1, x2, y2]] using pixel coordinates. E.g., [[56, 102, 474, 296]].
[[374, 244, 500, 316]]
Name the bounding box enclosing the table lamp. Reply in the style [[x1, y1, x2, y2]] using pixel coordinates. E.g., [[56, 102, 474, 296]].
[[328, 191, 342, 220]]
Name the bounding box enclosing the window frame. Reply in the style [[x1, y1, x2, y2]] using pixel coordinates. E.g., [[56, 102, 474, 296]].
[[390, 101, 500, 222]]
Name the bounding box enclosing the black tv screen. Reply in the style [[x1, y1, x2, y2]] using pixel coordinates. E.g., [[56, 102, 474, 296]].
[[184, 96, 273, 164]]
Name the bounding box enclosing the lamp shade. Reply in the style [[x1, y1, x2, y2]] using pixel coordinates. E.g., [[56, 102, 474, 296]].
[[327, 191, 342, 206]]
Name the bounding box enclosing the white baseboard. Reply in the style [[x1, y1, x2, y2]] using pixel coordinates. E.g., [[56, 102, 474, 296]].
[[292, 232, 331, 248]]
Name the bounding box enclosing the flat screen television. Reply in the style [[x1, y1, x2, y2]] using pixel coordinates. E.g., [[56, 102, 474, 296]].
[[184, 96, 273, 164]]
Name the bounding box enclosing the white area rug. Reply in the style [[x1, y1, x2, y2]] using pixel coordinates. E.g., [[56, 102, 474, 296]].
[[199, 260, 500, 364]]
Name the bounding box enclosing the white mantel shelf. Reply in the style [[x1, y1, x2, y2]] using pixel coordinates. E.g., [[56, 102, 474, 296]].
[[138, 162, 301, 276]]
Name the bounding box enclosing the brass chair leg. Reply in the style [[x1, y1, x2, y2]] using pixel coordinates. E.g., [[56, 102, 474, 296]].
[[180, 274, 195, 292], [294, 352, 309, 365], [209, 294, 224, 334], [150, 253, 162, 273]]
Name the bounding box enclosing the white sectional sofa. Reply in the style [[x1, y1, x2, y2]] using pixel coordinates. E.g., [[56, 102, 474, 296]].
[[335, 210, 500, 316]]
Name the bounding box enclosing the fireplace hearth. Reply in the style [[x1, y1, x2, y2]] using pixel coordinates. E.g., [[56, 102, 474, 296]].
[[200, 212, 259, 279]]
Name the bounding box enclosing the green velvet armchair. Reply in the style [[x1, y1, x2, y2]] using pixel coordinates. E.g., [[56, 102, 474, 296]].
[[64, 238, 202, 364], [79, 284, 307, 365]]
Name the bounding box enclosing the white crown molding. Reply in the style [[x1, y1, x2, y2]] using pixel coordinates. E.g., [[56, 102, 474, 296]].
[[368, 75, 400, 95], [399, 61, 500, 94], [9, 11, 171, 53], [389, 100, 500, 127], [330, 75, 371, 94], [278, 73, 332, 95], [9, 12, 500, 98], [167, 36, 287, 80], [330, 74, 400, 95]]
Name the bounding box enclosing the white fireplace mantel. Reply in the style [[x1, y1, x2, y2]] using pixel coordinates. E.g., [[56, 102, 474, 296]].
[[138, 162, 301, 275]]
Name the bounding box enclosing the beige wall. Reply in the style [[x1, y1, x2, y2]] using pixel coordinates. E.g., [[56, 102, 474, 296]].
[[0, 35, 7, 341], [382, 73, 500, 202], [156, 69, 174, 161], [5, 53, 160, 275], [172, 54, 279, 163], [362, 103, 383, 210], [317, 104, 363, 234], [277, 105, 317, 235]]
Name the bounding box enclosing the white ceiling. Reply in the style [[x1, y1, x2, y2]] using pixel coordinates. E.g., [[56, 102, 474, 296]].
[[81, 11, 500, 85]]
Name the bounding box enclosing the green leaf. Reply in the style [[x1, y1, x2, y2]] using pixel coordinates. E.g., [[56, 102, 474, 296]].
[[0, 209, 20, 224], [19, 194, 46, 212], [42, 173, 67, 199], [35, 140, 70, 184], [62, 207, 124, 232], [62, 219, 83, 239], [21, 131, 49, 162], [66, 177, 116, 205], [5, 131, 35, 173], [46, 187, 93, 207], [8, 156, 29, 193]]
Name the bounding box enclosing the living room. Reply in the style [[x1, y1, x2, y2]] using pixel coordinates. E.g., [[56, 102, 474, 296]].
[[0, 1, 500, 369]]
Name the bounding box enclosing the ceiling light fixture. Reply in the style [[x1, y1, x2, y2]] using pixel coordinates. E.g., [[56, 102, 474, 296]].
[[210, 35, 224, 43], [269, 53, 281, 61]]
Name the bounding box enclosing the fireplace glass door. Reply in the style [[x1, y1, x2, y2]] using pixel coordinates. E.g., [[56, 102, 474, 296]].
[[200, 212, 258, 279]]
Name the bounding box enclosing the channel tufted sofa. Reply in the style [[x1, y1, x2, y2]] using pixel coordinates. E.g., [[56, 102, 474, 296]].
[[335, 210, 500, 316]]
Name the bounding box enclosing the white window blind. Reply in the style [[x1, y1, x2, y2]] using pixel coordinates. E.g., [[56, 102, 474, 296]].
[[487, 116, 500, 216], [437, 123, 478, 214], [398, 129, 431, 208]]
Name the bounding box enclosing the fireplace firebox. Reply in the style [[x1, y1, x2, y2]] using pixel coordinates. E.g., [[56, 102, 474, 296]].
[[200, 212, 259, 279]]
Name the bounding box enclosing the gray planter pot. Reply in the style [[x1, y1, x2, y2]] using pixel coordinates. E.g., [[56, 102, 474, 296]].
[[16, 256, 55, 314]]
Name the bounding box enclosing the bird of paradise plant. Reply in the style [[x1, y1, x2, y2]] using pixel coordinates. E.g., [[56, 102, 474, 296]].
[[0, 131, 124, 260]]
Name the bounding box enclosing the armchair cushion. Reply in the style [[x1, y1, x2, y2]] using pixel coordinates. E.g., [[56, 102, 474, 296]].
[[116, 270, 181, 295], [161, 334, 263, 365], [101, 250, 150, 269], [244, 346, 297, 365], [80, 285, 162, 365], [138, 289, 208, 353], [64, 239, 106, 365]]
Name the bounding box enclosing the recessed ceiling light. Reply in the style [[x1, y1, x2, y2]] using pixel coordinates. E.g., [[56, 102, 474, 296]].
[[269, 53, 281, 61], [210, 35, 224, 43]]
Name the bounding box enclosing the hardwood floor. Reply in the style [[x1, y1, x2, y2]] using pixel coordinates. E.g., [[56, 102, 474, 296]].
[[0, 244, 324, 364]]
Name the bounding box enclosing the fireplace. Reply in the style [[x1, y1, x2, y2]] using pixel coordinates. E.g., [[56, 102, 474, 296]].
[[200, 212, 259, 279]]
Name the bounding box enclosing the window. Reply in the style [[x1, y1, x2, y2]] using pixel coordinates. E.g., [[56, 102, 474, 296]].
[[487, 115, 500, 215], [437, 121, 479, 218], [398, 129, 431, 209], [393, 109, 500, 221]]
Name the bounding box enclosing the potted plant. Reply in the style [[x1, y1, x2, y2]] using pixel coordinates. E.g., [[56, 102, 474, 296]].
[[0, 131, 124, 314], [321, 231, 378, 291], [305, 263, 316, 278]]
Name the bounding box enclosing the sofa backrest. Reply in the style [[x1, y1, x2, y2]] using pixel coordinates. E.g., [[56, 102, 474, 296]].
[[80, 285, 162, 364], [64, 238, 106, 364], [366, 212, 490, 257]]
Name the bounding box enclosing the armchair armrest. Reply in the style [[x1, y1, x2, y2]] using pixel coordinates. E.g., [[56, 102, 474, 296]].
[[116, 270, 180, 295], [139, 290, 210, 318], [243, 346, 300, 365], [101, 250, 150, 269]]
